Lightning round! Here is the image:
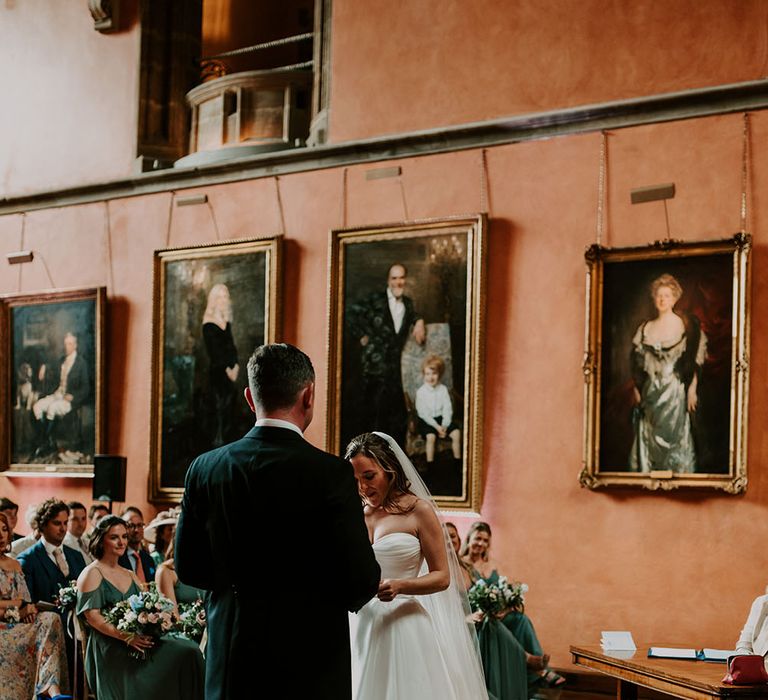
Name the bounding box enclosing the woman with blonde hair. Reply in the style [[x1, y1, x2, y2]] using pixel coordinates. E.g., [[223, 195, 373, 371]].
[[462, 521, 563, 691], [202, 283, 239, 447]]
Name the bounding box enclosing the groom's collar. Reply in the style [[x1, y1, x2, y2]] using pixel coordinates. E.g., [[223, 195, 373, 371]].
[[253, 418, 304, 438]]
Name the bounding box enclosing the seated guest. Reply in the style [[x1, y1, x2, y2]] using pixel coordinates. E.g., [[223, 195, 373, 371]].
[[118, 506, 156, 582], [86, 504, 109, 539], [156, 538, 205, 616], [18, 499, 87, 604], [0, 497, 23, 541], [461, 521, 565, 690], [11, 502, 40, 557], [63, 501, 93, 564], [76, 515, 204, 699], [447, 521, 531, 700], [18, 499, 87, 687], [0, 512, 71, 700], [736, 590, 768, 656], [145, 508, 179, 567]]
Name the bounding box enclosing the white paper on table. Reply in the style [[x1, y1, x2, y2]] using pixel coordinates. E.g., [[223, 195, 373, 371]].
[[648, 647, 697, 659], [600, 631, 637, 651]]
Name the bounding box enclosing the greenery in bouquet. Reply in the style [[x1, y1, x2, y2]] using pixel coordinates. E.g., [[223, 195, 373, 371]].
[[468, 576, 528, 622], [56, 580, 79, 612], [102, 582, 177, 660], [177, 599, 206, 642]]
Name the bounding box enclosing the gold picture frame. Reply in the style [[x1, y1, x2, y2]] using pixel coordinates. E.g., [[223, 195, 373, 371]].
[[327, 216, 487, 511], [0, 286, 106, 476], [150, 236, 282, 502], [580, 234, 751, 493]]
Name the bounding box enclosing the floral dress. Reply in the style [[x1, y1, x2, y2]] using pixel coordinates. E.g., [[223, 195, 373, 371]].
[[0, 566, 69, 697]]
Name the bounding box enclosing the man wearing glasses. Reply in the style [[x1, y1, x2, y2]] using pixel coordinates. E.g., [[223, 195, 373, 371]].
[[118, 506, 156, 582]]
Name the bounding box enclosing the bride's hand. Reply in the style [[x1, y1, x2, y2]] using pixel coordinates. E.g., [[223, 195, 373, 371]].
[[377, 579, 402, 602]]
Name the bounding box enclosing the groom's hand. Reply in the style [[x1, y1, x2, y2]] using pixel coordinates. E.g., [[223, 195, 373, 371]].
[[377, 579, 401, 602]]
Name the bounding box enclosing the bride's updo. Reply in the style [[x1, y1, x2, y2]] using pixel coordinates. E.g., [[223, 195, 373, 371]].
[[345, 432, 415, 513]]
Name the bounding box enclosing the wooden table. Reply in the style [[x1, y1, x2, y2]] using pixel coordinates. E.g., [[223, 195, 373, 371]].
[[571, 644, 768, 700]]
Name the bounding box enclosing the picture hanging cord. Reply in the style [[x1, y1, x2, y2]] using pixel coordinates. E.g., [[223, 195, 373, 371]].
[[164, 191, 176, 247], [16, 212, 26, 292], [596, 131, 608, 247], [398, 172, 410, 221], [17, 210, 55, 289], [273, 176, 287, 235], [341, 167, 348, 228], [206, 196, 222, 241], [39, 252, 56, 290], [104, 200, 115, 294], [740, 112, 751, 234], [479, 149, 491, 215]]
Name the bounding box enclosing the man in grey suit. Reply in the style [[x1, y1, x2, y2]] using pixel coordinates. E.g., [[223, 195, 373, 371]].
[[176, 343, 380, 700]]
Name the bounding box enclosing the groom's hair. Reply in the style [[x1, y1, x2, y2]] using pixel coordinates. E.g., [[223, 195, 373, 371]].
[[247, 343, 315, 412]]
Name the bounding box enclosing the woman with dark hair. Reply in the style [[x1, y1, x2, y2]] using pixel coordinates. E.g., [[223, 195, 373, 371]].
[[346, 432, 487, 700], [0, 511, 70, 699], [75, 515, 204, 700], [462, 522, 563, 690]]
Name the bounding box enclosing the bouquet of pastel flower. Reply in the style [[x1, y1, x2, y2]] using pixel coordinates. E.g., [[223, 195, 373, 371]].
[[102, 583, 177, 660], [176, 599, 206, 642], [56, 580, 79, 612], [468, 577, 529, 620]]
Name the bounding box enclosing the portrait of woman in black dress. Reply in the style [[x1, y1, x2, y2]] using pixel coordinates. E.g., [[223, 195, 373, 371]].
[[202, 283, 240, 447]]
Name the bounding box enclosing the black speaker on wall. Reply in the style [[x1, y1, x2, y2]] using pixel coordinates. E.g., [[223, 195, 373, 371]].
[[92, 455, 127, 503]]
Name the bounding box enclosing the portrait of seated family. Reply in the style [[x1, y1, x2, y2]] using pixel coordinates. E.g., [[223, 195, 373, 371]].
[[329, 218, 487, 508]]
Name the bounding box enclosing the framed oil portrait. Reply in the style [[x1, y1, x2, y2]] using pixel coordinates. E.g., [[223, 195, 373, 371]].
[[150, 237, 282, 501], [327, 216, 487, 511], [0, 287, 106, 475], [580, 234, 751, 493]]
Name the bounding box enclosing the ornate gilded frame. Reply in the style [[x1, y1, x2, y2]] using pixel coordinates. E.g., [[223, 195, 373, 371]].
[[327, 216, 487, 511], [580, 234, 751, 493], [150, 236, 282, 502], [0, 286, 106, 476]]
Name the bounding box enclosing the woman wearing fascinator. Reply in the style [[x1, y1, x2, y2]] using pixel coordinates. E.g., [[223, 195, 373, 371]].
[[346, 432, 487, 700]]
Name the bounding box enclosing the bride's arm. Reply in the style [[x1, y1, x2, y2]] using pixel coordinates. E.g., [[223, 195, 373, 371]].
[[377, 502, 450, 601]]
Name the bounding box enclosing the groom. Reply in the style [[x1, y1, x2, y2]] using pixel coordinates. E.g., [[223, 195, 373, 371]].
[[176, 343, 380, 700]]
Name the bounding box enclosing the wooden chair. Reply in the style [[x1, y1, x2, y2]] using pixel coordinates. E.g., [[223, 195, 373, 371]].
[[72, 613, 93, 699]]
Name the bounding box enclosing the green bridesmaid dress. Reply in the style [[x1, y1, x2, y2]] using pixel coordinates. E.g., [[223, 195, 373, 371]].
[[76, 573, 204, 700], [478, 568, 549, 695]]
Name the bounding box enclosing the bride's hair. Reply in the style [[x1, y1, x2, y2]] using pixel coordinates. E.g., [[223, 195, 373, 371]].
[[345, 432, 416, 514]]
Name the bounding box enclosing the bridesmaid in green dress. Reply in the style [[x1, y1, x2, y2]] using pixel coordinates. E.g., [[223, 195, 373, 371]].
[[156, 538, 206, 612], [75, 516, 204, 700], [461, 522, 565, 692]]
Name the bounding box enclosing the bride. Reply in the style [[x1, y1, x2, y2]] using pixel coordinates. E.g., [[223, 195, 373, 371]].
[[345, 432, 487, 700]]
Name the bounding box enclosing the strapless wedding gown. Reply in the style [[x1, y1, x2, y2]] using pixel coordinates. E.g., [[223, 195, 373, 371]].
[[351, 532, 459, 700]]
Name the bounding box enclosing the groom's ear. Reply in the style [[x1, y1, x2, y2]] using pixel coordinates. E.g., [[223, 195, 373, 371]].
[[244, 386, 257, 414], [302, 382, 315, 411]]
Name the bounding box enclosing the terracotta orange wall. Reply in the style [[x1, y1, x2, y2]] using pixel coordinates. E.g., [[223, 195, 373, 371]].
[[330, 0, 768, 141], [2, 110, 767, 667], [2, 1, 766, 196]]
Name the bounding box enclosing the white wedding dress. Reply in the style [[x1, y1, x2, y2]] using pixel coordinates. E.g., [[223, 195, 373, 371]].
[[351, 532, 459, 700]]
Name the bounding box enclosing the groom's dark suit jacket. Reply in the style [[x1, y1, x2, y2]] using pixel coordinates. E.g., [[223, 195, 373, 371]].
[[176, 425, 380, 700]]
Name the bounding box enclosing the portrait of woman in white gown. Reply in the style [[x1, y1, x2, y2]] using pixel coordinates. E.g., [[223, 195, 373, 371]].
[[345, 431, 487, 700], [629, 273, 707, 473]]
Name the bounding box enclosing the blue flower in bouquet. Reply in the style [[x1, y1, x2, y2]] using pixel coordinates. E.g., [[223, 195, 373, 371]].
[[103, 583, 178, 660]]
